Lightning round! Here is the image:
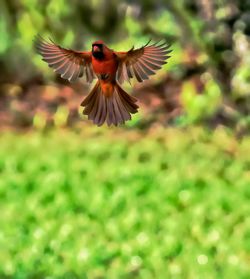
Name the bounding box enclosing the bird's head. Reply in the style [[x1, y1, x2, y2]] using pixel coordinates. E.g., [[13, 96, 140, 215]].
[[92, 40, 105, 59]]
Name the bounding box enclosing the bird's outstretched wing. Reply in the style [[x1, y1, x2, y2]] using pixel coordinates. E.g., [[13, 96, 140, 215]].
[[34, 36, 95, 83], [115, 40, 172, 84]]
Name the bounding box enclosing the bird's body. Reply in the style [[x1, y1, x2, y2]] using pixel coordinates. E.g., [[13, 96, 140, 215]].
[[93, 58, 117, 76], [35, 36, 172, 126]]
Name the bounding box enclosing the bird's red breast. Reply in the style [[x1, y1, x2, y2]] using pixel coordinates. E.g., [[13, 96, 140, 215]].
[[91, 43, 118, 77], [92, 58, 117, 75]]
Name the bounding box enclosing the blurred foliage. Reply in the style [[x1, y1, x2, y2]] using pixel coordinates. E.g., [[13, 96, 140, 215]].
[[0, 0, 250, 128], [1, 2, 250, 277], [0, 127, 250, 277]]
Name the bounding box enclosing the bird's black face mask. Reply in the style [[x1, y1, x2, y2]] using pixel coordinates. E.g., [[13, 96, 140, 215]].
[[92, 44, 104, 60]]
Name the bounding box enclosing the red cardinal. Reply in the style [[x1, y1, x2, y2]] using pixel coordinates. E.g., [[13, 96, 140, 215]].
[[35, 36, 171, 126]]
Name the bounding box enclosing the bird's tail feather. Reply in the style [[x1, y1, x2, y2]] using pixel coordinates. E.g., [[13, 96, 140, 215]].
[[81, 81, 138, 126]]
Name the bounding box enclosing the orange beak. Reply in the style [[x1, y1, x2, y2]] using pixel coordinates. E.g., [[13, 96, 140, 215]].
[[93, 46, 100, 52]]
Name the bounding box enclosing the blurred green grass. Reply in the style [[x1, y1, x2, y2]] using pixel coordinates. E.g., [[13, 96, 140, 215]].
[[0, 127, 250, 278]]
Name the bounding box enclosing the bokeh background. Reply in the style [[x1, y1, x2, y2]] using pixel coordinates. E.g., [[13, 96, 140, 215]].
[[1, 0, 250, 278]]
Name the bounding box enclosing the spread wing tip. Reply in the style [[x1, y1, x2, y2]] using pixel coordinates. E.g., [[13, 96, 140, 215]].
[[34, 35, 59, 50], [33, 34, 48, 45], [117, 39, 172, 84], [33, 35, 52, 54], [34, 34, 95, 83]]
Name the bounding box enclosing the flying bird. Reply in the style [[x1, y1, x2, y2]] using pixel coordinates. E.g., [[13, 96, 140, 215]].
[[35, 36, 172, 126]]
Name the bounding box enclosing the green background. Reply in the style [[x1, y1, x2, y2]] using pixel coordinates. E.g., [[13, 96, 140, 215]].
[[0, 0, 250, 278]]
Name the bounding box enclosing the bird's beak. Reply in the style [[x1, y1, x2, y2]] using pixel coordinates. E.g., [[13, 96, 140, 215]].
[[93, 46, 100, 52]]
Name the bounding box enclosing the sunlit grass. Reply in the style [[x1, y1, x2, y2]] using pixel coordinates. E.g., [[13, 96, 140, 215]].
[[0, 127, 250, 278]]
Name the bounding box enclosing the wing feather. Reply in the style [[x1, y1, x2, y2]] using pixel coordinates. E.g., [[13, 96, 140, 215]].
[[34, 35, 95, 83], [115, 40, 172, 83]]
